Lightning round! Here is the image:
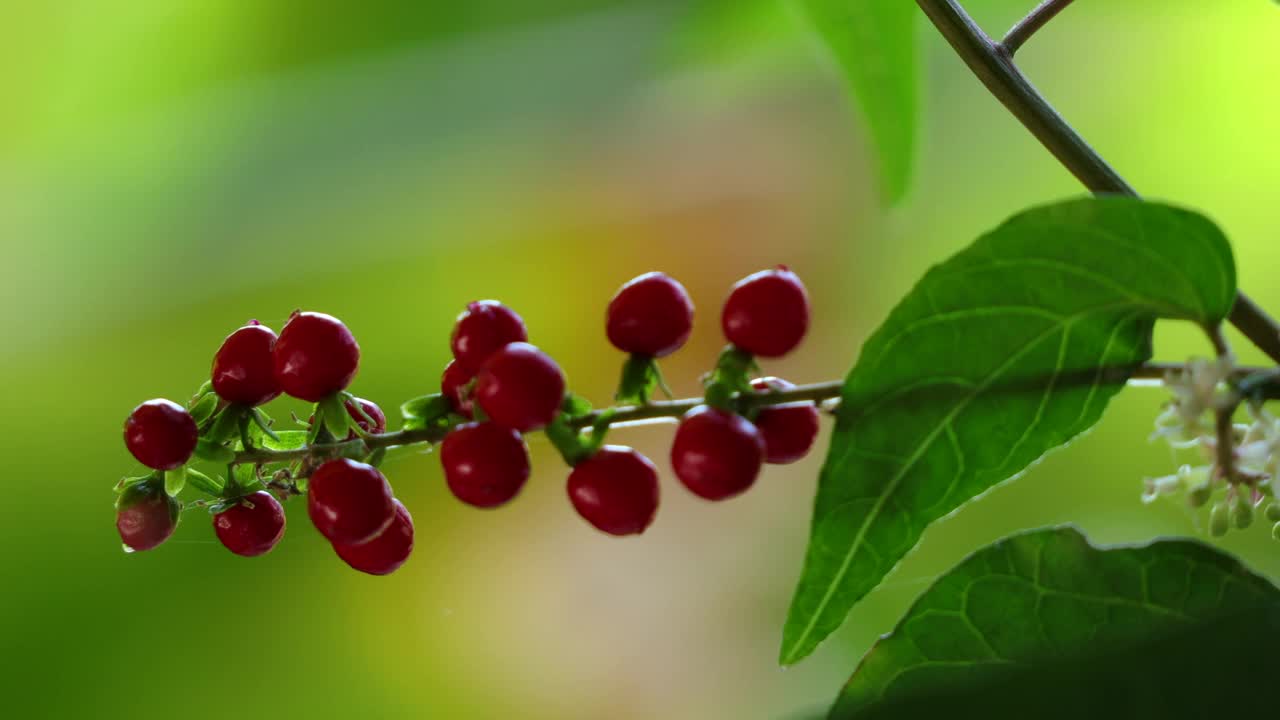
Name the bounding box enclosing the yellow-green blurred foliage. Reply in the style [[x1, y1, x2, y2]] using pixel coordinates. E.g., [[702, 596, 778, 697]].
[[2, 1, 1277, 718]]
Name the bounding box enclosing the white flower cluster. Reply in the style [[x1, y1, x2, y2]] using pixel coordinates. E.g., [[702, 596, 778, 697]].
[[1144, 358, 1280, 538]]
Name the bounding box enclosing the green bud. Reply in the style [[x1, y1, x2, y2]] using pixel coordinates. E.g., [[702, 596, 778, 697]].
[[1231, 492, 1254, 530], [1187, 483, 1213, 508], [1266, 502, 1280, 524], [164, 467, 187, 497], [1209, 501, 1230, 538]]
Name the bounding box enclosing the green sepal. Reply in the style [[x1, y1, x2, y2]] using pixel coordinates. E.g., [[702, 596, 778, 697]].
[[185, 468, 225, 497], [188, 392, 220, 426], [401, 393, 453, 424], [194, 437, 236, 464], [317, 394, 352, 439], [250, 408, 280, 441], [114, 473, 156, 495], [562, 393, 593, 420], [206, 405, 245, 444], [615, 354, 661, 405], [164, 467, 187, 497], [585, 409, 615, 455], [545, 414, 590, 467], [366, 446, 387, 468]]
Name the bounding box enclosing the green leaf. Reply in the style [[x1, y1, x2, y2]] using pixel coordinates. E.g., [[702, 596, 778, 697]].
[[799, 0, 916, 203], [185, 468, 225, 496], [781, 197, 1237, 664], [259, 430, 308, 451], [194, 438, 237, 464], [319, 394, 352, 438], [401, 393, 453, 423], [830, 526, 1279, 718], [188, 392, 219, 426], [163, 467, 186, 497]]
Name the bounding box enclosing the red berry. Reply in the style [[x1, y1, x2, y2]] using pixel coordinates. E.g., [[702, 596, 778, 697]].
[[670, 405, 764, 501], [333, 500, 414, 575], [567, 446, 660, 536], [441, 359, 475, 418], [307, 458, 395, 545], [213, 491, 286, 557], [474, 342, 566, 432], [450, 300, 528, 373], [750, 377, 820, 464], [124, 399, 198, 471], [721, 266, 810, 357], [116, 482, 181, 552], [272, 312, 360, 402], [211, 321, 281, 407], [440, 422, 531, 508], [345, 397, 386, 435], [606, 272, 695, 358]]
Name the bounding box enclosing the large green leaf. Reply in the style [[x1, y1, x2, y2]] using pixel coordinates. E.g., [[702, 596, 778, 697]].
[[780, 196, 1237, 664], [798, 0, 916, 203], [830, 526, 1279, 718]]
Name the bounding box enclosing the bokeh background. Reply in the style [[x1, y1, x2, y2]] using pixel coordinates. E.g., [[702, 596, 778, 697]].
[[3, 1, 1278, 718]]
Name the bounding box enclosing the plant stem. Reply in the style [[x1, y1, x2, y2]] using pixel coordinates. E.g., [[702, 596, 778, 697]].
[[916, 0, 1280, 366], [229, 362, 1270, 468], [1000, 0, 1074, 56]]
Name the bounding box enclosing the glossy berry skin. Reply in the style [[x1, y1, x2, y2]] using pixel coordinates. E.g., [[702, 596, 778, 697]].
[[474, 342, 566, 432], [211, 321, 281, 407], [606, 272, 695, 358], [116, 483, 181, 552], [670, 405, 765, 501], [721, 266, 810, 358], [750, 378, 821, 464], [567, 446, 660, 536], [441, 359, 474, 418], [124, 399, 199, 471], [450, 300, 528, 373], [334, 500, 414, 576], [272, 312, 360, 402], [213, 491, 286, 557], [440, 422, 531, 508], [307, 458, 396, 545]]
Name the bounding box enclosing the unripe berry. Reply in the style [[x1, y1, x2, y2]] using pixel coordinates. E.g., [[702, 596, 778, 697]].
[[750, 377, 821, 464], [440, 422, 531, 508], [606, 272, 694, 358], [567, 446, 660, 536], [124, 399, 199, 471], [670, 405, 765, 501], [333, 500, 415, 575], [721, 266, 810, 357], [116, 482, 181, 552], [272, 311, 360, 402], [211, 321, 281, 407], [474, 342, 566, 432], [213, 491, 286, 557], [450, 300, 528, 373], [307, 458, 395, 545], [441, 359, 475, 418]]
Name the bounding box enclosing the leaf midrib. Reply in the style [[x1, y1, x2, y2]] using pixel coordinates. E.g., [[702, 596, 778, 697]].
[[783, 300, 1146, 662]]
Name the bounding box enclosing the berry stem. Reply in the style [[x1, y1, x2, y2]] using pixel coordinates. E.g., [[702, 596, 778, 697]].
[[227, 361, 1271, 470], [915, 0, 1280, 366]]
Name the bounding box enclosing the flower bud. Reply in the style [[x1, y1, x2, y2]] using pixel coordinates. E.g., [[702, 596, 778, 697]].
[[1231, 491, 1254, 530], [1209, 501, 1230, 538], [1266, 501, 1280, 524]]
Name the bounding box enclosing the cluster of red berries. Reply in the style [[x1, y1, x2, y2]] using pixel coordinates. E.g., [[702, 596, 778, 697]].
[[115, 266, 819, 574], [435, 268, 818, 530], [118, 312, 412, 575]]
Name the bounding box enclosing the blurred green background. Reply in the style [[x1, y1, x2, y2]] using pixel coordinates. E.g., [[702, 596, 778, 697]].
[[3, 1, 1278, 718]]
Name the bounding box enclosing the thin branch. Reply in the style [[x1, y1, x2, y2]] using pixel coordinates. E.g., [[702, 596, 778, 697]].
[[1000, 0, 1075, 57], [915, 0, 1280, 366], [229, 363, 1275, 469]]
